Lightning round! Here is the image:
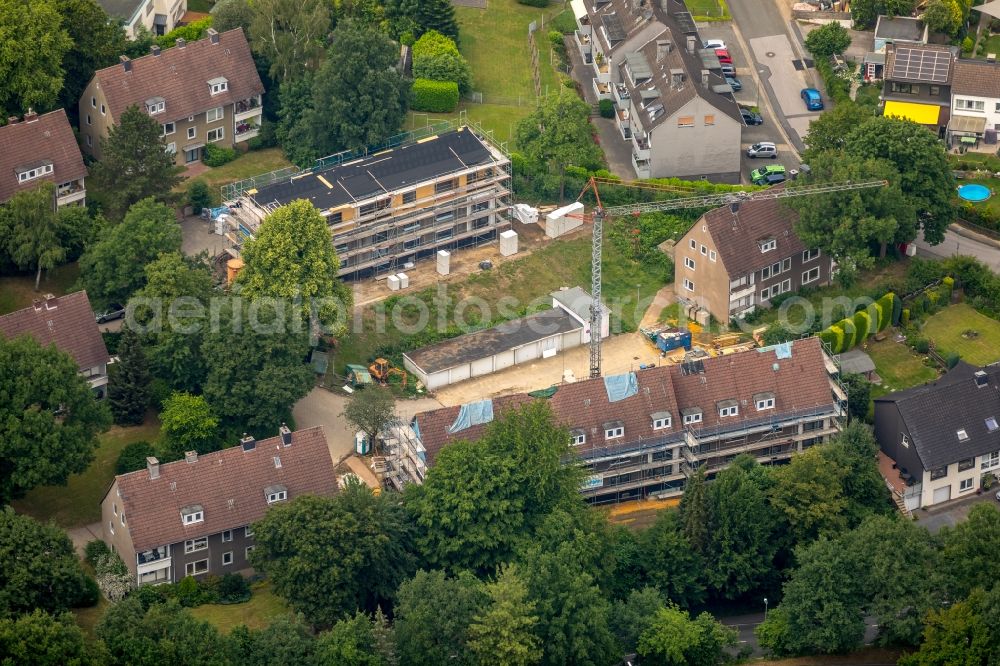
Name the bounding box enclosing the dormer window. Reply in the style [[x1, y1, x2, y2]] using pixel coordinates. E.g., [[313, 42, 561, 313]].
[[265, 485, 288, 504], [571, 429, 587, 446], [682, 408, 702, 425], [181, 505, 204, 525], [651, 411, 672, 430], [718, 400, 739, 418], [208, 77, 229, 95], [604, 421, 624, 440], [16, 162, 54, 183], [759, 239, 776, 253], [145, 97, 165, 115], [754, 392, 775, 411]]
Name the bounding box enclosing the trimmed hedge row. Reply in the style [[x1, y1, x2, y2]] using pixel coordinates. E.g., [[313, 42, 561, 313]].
[[411, 78, 459, 112], [820, 292, 897, 354]]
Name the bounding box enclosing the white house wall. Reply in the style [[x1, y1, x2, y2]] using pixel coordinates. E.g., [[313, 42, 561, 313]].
[[650, 97, 741, 180], [950, 93, 1000, 132]]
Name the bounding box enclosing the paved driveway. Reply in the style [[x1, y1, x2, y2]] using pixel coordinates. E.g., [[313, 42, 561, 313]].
[[917, 492, 999, 533], [915, 224, 1000, 272], [748, 34, 822, 144]]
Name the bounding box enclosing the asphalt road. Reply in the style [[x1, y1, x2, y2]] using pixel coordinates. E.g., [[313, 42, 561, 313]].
[[720, 612, 881, 656], [914, 225, 1000, 271]]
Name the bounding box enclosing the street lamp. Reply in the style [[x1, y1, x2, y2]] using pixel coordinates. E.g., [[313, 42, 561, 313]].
[[764, 597, 769, 621]]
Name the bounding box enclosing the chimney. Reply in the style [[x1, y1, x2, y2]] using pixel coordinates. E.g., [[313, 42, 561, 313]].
[[146, 456, 160, 480], [656, 39, 670, 61], [686, 36, 696, 53], [279, 423, 292, 447], [207, 28, 219, 44], [701, 69, 709, 86], [120, 55, 131, 72], [151, 44, 161, 56], [176, 37, 186, 49], [184, 450, 198, 463], [24, 108, 37, 123], [44, 294, 57, 310], [7, 116, 18, 125], [240, 433, 256, 451], [975, 370, 989, 387], [32, 298, 42, 311]]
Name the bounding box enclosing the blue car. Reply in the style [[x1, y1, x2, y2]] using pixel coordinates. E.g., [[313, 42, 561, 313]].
[[800, 88, 824, 111]]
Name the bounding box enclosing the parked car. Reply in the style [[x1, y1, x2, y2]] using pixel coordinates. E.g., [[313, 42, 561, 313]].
[[95, 303, 126, 324], [740, 108, 763, 125], [746, 141, 777, 158], [714, 48, 733, 64], [720, 63, 736, 77], [725, 76, 742, 91], [703, 39, 726, 49], [800, 87, 824, 111], [750, 164, 786, 185]]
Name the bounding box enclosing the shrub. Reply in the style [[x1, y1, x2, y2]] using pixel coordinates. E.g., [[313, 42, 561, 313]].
[[174, 576, 204, 607], [413, 30, 472, 93], [942, 275, 955, 297], [853, 310, 871, 345], [913, 338, 930, 354], [910, 297, 925, 319], [73, 576, 101, 608], [412, 78, 459, 112], [599, 99, 615, 118], [815, 59, 850, 104], [116, 441, 157, 475], [84, 539, 111, 568], [962, 36, 974, 53], [400, 30, 415, 47], [819, 326, 842, 353], [901, 308, 910, 326], [218, 573, 251, 603], [187, 179, 212, 214], [203, 143, 238, 167], [840, 318, 857, 351], [518, 0, 549, 6], [946, 351, 961, 369], [157, 17, 212, 49]]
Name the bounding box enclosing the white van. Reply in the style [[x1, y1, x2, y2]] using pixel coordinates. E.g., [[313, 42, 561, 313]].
[[746, 141, 777, 159]]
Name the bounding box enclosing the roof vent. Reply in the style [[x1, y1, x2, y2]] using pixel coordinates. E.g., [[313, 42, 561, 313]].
[[176, 37, 186, 48], [701, 69, 709, 86], [151, 44, 161, 56], [32, 298, 42, 311], [43, 294, 56, 310], [184, 450, 198, 463], [975, 370, 988, 387], [7, 116, 18, 125], [686, 36, 696, 53], [120, 55, 131, 72], [146, 456, 160, 480], [24, 108, 37, 123], [240, 433, 256, 451], [207, 28, 220, 44], [279, 423, 292, 446]]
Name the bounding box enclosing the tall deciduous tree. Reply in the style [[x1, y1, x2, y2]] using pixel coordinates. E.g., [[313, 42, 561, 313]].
[[108, 327, 152, 425], [638, 605, 737, 666], [0, 336, 110, 503], [516, 91, 603, 201], [679, 464, 710, 555], [251, 485, 416, 628], [467, 564, 542, 666], [0, 610, 105, 666], [637, 510, 706, 607], [236, 199, 352, 335], [3, 181, 64, 289], [610, 587, 667, 656], [212, 0, 254, 34], [803, 22, 851, 57], [819, 422, 892, 525], [898, 589, 1000, 666], [97, 597, 228, 666], [0, 0, 72, 118], [0, 508, 98, 616], [941, 503, 1000, 598], [342, 387, 397, 455], [313, 612, 391, 666], [79, 197, 182, 305], [227, 615, 318, 666], [54, 0, 127, 122], [57, 205, 103, 263], [159, 392, 219, 460], [248, 0, 331, 81], [88, 106, 182, 221], [768, 447, 848, 545], [802, 101, 875, 154], [394, 570, 487, 666]]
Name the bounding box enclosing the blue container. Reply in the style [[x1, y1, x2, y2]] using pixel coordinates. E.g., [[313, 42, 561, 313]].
[[656, 328, 692, 352]]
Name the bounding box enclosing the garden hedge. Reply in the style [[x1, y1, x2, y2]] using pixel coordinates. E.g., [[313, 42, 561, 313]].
[[820, 326, 842, 353], [412, 78, 459, 112], [853, 310, 871, 345], [840, 318, 857, 351]]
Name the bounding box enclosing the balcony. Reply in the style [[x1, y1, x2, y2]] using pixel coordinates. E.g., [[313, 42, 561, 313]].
[[137, 546, 169, 566], [574, 31, 592, 63], [234, 119, 260, 143], [631, 133, 650, 159], [729, 284, 754, 300], [592, 78, 612, 101], [234, 96, 263, 121], [614, 83, 630, 103], [631, 153, 651, 179], [615, 107, 632, 139], [56, 180, 86, 206]]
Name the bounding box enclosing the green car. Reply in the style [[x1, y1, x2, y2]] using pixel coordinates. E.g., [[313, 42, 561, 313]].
[[750, 164, 786, 185]]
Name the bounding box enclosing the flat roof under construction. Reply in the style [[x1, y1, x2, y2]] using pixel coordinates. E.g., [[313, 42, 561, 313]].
[[250, 128, 498, 211]]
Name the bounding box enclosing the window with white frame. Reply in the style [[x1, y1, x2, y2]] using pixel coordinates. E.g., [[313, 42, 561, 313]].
[[684, 257, 696, 270], [221, 530, 233, 542], [182, 507, 204, 525], [207, 127, 224, 142], [17, 164, 54, 183], [185, 559, 209, 576], [700, 244, 707, 256], [571, 431, 586, 446], [689, 239, 697, 250], [209, 79, 229, 95], [113, 503, 117, 515], [803, 248, 820, 262], [756, 396, 775, 410], [779, 278, 791, 294], [955, 98, 985, 112], [781, 257, 791, 272], [245, 526, 254, 537], [86, 113, 92, 126], [187, 126, 196, 139], [162, 122, 175, 136], [982, 450, 1000, 469], [120, 512, 126, 526], [266, 489, 287, 504], [901, 433, 910, 448], [760, 287, 771, 301], [91, 97, 96, 108], [206, 106, 224, 122], [184, 537, 208, 553], [245, 545, 255, 558], [652, 415, 672, 430], [719, 404, 738, 418], [760, 239, 776, 253], [222, 551, 233, 566], [165, 142, 176, 154], [957, 428, 969, 441], [771, 261, 781, 276], [709, 249, 717, 262], [100, 104, 106, 115], [958, 457, 975, 471], [761, 265, 771, 280], [683, 278, 695, 291], [683, 411, 702, 425], [960, 478, 974, 492], [86, 135, 92, 147], [147, 100, 165, 115], [109, 519, 115, 535], [604, 424, 624, 439], [802, 266, 820, 284]]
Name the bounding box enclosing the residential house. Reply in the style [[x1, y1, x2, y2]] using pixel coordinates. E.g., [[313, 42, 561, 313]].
[[101, 426, 338, 586], [875, 362, 1000, 512], [672, 192, 832, 323], [572, 0, 743, 181], [226, 126, 512, 279], [946, 58, 1000, 150], [0, 109, 87, 208], [0, 292, 110, 397], [864, 15, 929, 81], [881, 43, 955, 137], [406, 337, 845, 504], [79, 28, 264, 167], [98, 0, 187, 39]]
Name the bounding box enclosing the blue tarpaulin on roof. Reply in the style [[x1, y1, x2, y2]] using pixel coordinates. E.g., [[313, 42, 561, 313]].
[[448, 399, 494, 434], [604, 372, 638, 403], [775, 342, 793, 359], [208, 206, 231, 220]]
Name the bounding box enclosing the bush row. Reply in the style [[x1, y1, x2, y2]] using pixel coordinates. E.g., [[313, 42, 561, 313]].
[[134, 573, 252, 608], [815, 58, 850, 105], [203, 143, 238, 168], [411, 78, 459, 112], [819, 292, 896, 354]]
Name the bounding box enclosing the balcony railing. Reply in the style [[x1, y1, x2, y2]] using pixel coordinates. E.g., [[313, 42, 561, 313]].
[[235, 97, 262, 114], [235, 120, 260, 140], [57, 181, 84, 197], [137, 546, 169, 565]]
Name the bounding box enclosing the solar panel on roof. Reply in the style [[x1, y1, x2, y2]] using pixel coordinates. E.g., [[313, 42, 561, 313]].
[[673, 11, 696, 34], [890, 46, 951, 83]]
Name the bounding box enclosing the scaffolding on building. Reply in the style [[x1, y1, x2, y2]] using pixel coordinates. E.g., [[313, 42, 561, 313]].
[[379, 421, 428, 492]]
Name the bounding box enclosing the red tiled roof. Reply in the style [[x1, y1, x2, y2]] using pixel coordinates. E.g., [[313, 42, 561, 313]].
[[0, 291, 108, 371], [0, 109, 87, 204], [94, 28, 264, 124], [413, 337, 835, 462], [112, 426, 338, 551]]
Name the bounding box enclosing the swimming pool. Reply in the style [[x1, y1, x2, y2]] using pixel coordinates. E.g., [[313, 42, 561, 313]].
[[958, 183, 992, 202]]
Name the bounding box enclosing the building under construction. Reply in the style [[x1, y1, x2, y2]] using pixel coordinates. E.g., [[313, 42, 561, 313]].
[[224, 123, 512, 279]]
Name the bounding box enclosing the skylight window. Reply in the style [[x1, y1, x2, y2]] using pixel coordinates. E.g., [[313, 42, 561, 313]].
[[987, 417, 998, 433], [957, 428, 969, 441]]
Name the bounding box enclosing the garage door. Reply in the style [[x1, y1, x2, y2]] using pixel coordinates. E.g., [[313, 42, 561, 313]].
[[933, 485, 952, 504], [471, 357, 494, 377], [494, 350, 515, 370], [448, 364, 471, 384], [515, 344, 538, 364]]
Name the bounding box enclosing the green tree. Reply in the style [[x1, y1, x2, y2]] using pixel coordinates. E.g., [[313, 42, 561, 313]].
[[467, 564, 542, 666], [638, 605, 738, 666], [251, 485, 416, 628], [637, 510, 706, 606], [54, 0, 127, 121], [414, 0, 458, 40], [0, 336, 110, 503], [107, 327, 152, 425], [803, 22, 851, 57], [922, 0, 958, 34], [3, 181, 64, 290], [516, 90, 603, 200], [57, 205, 103, 263], [79, 197, 182, 305], [0, 610, 105, 666], [236, 199, 352, 335], [802, 101, 875, 153], [88, 106, 182, 221], [97, 597, 228, 666], [412, 30, 472, 94], [159, 392, 219, 459], [199, 298, 314, 437], [394, 570, 487, 666], [610, 587, 666, 656], [898, 590, 997, 666], [211, 0, 254, 33], [227, 615, 318, 666], [941, 503, 1000, 598], [818, 422, 892, 525], [248, 0, 329, 80], [0, 0, 71, 118], [841, 372, 872, 423], [844, 116, 954, 245], [115, 440, 157, 474], [343, 387, 397, 456], [313, 612, 388, 666], [187, 179, 212, 215], [768, 447, 848, 545], [0, 508, 97, 616], [849, 0, 917, 28], [678, 464, 710, 554]]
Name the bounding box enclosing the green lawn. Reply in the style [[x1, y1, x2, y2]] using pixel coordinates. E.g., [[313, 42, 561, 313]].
[[195, 148, 293, 191], [72, 597, 109, 638], [0, 263, 81, 315], [190, 581, 291, 633], [12, 418, 161, 528], [685, 0, 730, 19], [408, 102, 534, 145], [957, 176, 1000, 216], [923, 303, 1000, 366], [867, 337, 939, 394]]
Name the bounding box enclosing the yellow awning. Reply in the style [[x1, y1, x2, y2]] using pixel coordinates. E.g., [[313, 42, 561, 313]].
[[883, 101, 940, 125]]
